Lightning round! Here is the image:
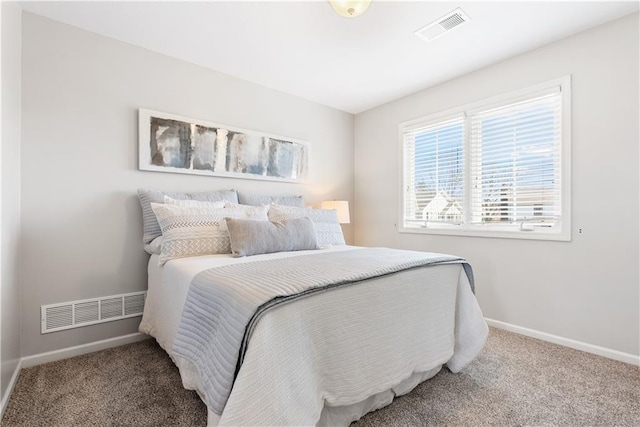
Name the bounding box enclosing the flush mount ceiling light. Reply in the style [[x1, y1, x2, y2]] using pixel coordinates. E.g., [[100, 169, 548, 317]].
[[329, 0, 372, 18]]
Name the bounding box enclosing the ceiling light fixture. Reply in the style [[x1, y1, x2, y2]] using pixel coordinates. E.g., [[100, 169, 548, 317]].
[[329, 0, 372, 18]]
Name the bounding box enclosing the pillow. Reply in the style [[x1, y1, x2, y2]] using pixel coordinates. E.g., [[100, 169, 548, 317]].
[[224, 201, 270, 212], [151, 203, 269, 265], [237, 193, 305, 207], [137, 188, 238, 244], [144, 235, 164, 255], [163, 195, 226, 209], [268, 205, 345, 246], [225, 217, 318, 257]]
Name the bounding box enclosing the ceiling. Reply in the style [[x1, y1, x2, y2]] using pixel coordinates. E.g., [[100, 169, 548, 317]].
[[20, 1, 639, 114]]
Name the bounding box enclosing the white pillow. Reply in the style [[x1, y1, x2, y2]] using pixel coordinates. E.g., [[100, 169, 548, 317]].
[[151, 203, 269, 265], [163, 195, 226, 209], [144, 235, 164, 255], [224, 201, 269, 211], [137, 188, 238, 244], [268, 204, 345, 246]]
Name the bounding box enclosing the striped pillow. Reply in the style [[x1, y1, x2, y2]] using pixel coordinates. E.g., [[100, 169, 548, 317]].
[[137, 188, 238, 245], [151, 203, 269, 265], [237, 193, 305, 207], [163, 196, 226, 209], [268, 205, 345, 246]]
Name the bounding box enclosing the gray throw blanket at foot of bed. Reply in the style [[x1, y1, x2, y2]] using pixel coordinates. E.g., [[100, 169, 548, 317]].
[[172, 247, 473, 415]]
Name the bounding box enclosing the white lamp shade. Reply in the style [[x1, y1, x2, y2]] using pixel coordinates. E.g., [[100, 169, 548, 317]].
[[321, 200, 351, 224]]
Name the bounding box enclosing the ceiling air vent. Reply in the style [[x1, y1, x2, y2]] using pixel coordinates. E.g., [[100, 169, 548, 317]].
[[415, 8, 471, 42]]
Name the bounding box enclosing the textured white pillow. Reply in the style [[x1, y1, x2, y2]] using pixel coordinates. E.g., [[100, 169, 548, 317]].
[[224, 201, 268, 211], [151, 203, 269, 265], [137, 188, 238, 244], [268, 205, 345, 246], [163, 196, 226, 209], [144, 235, 164, 255]]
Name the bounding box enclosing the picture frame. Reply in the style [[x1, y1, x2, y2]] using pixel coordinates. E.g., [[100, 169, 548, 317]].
[[138, 109, 310, 183]]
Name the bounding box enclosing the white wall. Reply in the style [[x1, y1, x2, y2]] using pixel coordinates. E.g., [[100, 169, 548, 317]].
[[354, 13, 639, 356], [20, 13, 354, 356], [1, 2, 23, 402]]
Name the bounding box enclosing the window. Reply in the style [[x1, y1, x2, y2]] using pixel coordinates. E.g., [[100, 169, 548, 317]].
[[400, 76, 571, 240]]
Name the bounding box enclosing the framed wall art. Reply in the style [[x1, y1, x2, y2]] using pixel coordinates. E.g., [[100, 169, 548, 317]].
[[138, 109, 309, 183]]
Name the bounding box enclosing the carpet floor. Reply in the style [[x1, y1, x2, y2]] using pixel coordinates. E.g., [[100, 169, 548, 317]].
[[2, 328, 638, 426]]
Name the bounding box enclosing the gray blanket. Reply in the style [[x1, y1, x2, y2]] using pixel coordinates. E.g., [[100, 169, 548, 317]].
[[172, 247, 473, 415]]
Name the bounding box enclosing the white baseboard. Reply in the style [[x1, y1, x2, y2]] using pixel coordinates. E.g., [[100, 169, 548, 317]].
[[0, 359, 23, 419], [21, 332, 150, 368], [485, 318, 640, 366]]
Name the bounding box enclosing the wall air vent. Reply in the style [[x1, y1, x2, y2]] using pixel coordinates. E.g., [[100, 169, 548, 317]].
[[415, 8, 471, 43], [41, 291, 147, 334]]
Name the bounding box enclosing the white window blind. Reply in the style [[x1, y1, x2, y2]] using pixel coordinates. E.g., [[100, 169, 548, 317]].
[[399, 76, 570, 240], [469, 91, 561, 227], [403, 116, 465, 226]]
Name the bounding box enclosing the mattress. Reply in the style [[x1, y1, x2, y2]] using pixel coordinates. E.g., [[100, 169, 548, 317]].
[[139, 246, 488, 426]]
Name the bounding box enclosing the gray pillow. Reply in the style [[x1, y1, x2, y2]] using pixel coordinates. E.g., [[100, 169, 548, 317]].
[[237, 193, 305, 207], [137, 188, 238, 244], [225, 217, 318, 257]]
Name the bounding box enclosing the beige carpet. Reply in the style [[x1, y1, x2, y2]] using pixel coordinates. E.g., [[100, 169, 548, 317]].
[[3, 328, 639, 426]]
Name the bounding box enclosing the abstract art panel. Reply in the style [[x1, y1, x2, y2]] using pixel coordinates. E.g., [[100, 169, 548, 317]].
[[139, 109, 309, 182]]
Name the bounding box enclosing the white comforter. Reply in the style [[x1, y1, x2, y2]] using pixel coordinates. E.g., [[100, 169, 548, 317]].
[[139, 246, 488, 426]]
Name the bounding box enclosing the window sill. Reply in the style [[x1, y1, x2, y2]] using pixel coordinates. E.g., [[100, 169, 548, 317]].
[[398, 225, 571, 241]]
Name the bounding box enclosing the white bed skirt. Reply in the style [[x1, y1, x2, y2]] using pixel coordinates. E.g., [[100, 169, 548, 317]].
[[206, 366, 443, 426]]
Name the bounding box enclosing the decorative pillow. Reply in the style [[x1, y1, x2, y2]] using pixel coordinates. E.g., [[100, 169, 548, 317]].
[[268, 205, 345, 246], [137, 188, 238, 244], [224, 201, 270, 212], [151, 203, 269, 265], [163, 195, 226, 209], [225, 217, 318, 257], [237, 193, 305, 207], [144, 235, 164, 255]]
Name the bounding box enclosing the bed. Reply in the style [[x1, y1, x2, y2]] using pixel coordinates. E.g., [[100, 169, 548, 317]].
[[139, 245, 488, 426], [134, 189, 488, 426]]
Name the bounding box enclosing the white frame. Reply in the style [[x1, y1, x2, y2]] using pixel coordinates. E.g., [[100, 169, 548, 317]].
[[138, 109, 310, 183], [398, 75, 572, 241]]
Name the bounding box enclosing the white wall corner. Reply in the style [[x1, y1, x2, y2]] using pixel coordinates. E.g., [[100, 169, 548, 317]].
[[0, 359, 21, 419], [1, 0, 24, 408]]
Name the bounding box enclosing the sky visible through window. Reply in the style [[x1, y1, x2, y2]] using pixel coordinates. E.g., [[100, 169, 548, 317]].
[[412, 100, 557, 223], [414, 124, 464, 198]]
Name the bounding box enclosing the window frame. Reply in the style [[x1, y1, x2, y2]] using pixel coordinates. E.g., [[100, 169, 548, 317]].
[[398, 76, 572, 241]]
